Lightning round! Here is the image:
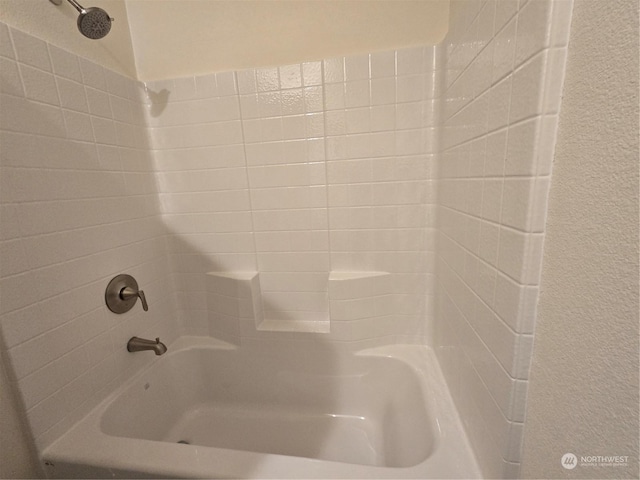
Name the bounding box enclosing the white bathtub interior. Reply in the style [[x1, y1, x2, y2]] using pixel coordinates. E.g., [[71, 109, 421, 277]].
[[42, 337, 480, 479], [100, 341, 432, 468]]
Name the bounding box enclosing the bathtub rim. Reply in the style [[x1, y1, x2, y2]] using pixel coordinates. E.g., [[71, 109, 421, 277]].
[[41, 336, 481, 479]]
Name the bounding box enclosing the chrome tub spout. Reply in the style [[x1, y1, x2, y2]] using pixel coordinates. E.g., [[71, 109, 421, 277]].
[[127, 337, 167, 355]]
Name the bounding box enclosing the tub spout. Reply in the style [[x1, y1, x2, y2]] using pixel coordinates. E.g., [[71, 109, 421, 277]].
[[127, 337, 167, 355]]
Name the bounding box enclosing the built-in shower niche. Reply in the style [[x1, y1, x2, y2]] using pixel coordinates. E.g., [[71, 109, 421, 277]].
[[206, 271, 394, 342]]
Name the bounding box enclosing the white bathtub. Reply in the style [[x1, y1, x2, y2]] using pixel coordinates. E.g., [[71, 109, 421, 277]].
[[43, 337, 480, 479]]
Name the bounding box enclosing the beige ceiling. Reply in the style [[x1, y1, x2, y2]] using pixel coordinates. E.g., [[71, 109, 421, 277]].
[[126, 0, 449, 81]]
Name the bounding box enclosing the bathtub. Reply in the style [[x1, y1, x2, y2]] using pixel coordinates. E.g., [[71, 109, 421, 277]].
[[42, 336, 480, 479]]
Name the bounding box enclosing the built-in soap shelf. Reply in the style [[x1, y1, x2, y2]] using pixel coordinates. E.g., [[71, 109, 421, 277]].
[[206, 270, 392, 338], [328, 271, 393, 321], [205, 272, 262, 343]]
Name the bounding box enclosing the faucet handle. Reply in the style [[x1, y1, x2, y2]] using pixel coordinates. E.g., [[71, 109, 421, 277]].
[[120, 286, 148, 311], [138, 289, 148, 311]]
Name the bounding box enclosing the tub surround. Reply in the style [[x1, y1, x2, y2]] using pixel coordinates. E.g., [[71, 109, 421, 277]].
[[0, 20, 179, 451], [147, 46, 438, 344], [0, 0, 573, 476], [205, 270, 394, 341], [0, 21, 439, 452], [434, 1, 573, 477]]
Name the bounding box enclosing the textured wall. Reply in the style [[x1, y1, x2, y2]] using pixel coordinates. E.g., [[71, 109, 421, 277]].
[[126, 0, 449, 81], [0, 0, 136, 78], [520, 0, 639, 478]]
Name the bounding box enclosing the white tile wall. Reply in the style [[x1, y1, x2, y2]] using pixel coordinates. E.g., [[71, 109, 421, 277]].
[[240, 62, 330, 328], [205, 271, 262, 344], [144, 71, 253, 336], [328, 271, 396, 342], [434, 0, 572, 477], [0, 22, 178, 450], [147, 47, 437, 342], [324, 49, 437, 344]]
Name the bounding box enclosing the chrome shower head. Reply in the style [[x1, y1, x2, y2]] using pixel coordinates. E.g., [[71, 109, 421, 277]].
[[50, 0, 113, 39], [76, 6, 112, 39]]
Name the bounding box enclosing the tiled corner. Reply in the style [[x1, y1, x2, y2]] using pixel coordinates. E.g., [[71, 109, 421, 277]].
[[435, 0, 571, 476]]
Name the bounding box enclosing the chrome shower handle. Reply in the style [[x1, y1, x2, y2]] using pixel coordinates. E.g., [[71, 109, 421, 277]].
[[105, 274, 148, 314], [120, 287, 148, 311]]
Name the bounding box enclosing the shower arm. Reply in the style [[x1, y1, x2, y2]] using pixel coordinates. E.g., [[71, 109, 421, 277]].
[[48, 0, 86, 13], [65, 0, 87, 13]]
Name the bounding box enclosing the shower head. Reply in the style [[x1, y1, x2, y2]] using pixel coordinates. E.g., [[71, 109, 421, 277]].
[[75, 6, 112, 39], [50, 0, 113, 39]]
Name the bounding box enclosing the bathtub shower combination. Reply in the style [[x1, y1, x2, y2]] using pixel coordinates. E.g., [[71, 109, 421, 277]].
[[42, 271, 481, 478], [0, 0, 573, 478], [44, 275, 479, 477], [46, 271, 479, 477], [44, 338, 480, 478]]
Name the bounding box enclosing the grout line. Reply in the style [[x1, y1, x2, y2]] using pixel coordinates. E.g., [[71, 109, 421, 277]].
[[437, 268, 532, 383], [234, 69, 264, 329]]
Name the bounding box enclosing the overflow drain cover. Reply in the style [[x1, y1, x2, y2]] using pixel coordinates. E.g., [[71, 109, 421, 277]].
[[177, 440, 190, 444]]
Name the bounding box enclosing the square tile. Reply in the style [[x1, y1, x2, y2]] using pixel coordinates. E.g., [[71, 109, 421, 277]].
[[11, 28, 51, 71]]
